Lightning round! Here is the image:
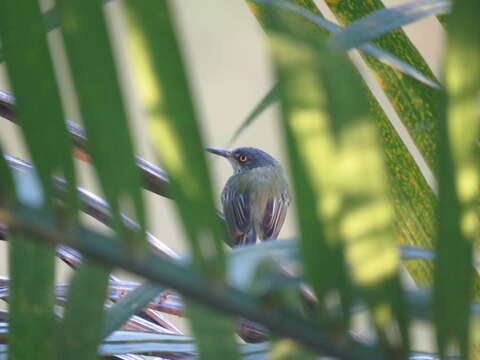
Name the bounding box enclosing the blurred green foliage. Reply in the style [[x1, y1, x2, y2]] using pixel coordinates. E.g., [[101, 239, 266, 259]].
[[0, 0, 478, 360]]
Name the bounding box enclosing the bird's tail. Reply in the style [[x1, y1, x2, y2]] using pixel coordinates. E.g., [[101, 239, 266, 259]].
[[237, 228, 256, 247]]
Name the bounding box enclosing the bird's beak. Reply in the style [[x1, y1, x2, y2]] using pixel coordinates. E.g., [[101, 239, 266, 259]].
[[205, 147, 232, 159]]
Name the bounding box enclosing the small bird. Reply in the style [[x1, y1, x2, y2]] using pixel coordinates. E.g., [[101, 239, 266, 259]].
[[206, 147, 290, 247]]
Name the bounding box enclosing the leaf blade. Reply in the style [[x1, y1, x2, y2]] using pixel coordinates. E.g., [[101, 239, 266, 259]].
[[229, 84, 279, 145], [265, 7, 409, 355], [58, 262, 110, 360], [245, 0, 445, 302], [57, 0, 146, 246], [7, 232, 56, 360], [1, 148, 56, 360], [0, 0, 77, 216], [433, 0, 479, 356], [122, 1, 240, 359], [103, 282, 164, 338], [331, 0, 451, 50]]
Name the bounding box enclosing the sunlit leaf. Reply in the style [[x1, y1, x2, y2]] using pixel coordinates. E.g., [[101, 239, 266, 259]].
[[249, 0, 447, 303], [433, 106, 473, 359], [124, 0, 224, 271], [123, 2, 240, 358], [246, 1, 442, 295], [264, 6, 409, 355], [320, 1, 451, 298], [442, 0, 480, 257]]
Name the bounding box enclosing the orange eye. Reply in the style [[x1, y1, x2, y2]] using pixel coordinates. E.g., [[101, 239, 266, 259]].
[[238, 155, 248, 163]]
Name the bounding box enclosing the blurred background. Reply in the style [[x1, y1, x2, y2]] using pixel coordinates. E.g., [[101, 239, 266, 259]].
[[0, 0, 444, 340]]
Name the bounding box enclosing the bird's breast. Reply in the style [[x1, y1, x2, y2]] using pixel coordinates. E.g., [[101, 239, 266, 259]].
[[224, 166, 289, 225]]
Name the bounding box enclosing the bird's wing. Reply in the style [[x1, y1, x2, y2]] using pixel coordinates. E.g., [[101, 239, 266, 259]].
[[222, 189, 256, 247], [261, 191, 290, 240]]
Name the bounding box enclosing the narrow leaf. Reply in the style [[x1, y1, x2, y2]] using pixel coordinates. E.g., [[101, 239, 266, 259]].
[[250, 0, 439, 89], [0, 0, 76, 217], [0, 149, 15, 205], [331, 0, 451, 50], [7, 232, 56, 360], [229, 84, 279, 145], [103, 282, 164, 338], [123, 1, 239, 359], [57, 0, 145, 246], [58, 262, 110, 360], [442, 0, 480, 258], [124, 0, 224, 271]]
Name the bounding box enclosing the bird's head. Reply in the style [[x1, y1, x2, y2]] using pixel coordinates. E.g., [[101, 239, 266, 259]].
[[206, 147, 280, 174]]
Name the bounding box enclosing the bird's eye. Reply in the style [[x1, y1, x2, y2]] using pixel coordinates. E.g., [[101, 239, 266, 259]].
[[238, 154, 248, 163]]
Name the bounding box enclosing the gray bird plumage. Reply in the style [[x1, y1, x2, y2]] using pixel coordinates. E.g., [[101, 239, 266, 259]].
[[206, 147, 290, 247]]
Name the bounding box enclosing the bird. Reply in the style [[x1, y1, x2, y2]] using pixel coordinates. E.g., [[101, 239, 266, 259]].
[[206, 147, 290, 247]]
